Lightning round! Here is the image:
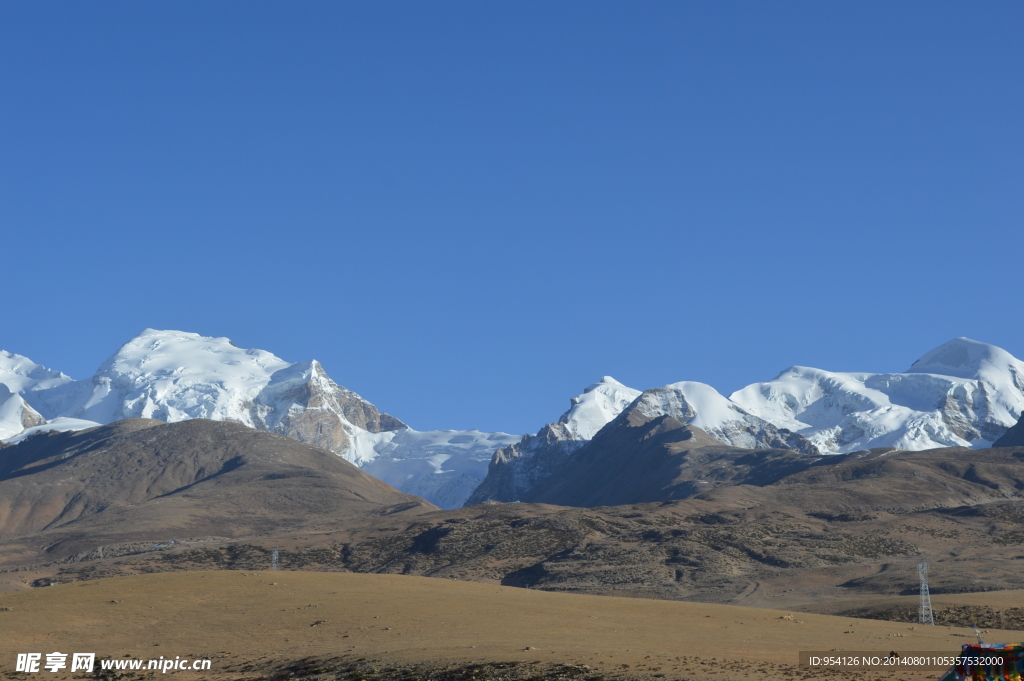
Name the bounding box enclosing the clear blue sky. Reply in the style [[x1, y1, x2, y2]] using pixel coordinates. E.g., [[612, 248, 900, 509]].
[[2, 2, 1022, 434]]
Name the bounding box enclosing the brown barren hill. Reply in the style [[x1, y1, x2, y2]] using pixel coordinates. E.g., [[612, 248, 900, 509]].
[[523, 411, 818, 507], [0, 419, 435, 561]]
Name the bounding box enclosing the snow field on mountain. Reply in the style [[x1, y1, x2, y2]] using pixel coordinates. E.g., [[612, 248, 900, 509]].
[[730, 339, 1024, 452], [351, 428, 521, 509]]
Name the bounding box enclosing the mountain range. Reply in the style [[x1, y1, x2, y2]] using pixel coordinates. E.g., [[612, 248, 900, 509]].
[[2, 331, 1022, 509], [469, 337, 1024, 504]]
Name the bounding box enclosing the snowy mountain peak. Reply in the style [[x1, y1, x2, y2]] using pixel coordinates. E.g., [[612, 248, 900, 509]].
[[0, 350, 73, 394], [729, 339, 1024, 453], [584, 376, 630, 392], [908, 337, 1024, 381], [561, 377, 642, 440], [97, 329, 291, 382], [23, 330, 295, 425]]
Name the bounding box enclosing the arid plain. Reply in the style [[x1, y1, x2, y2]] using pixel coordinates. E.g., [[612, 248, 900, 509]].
[[2, 572, 1022, 681]]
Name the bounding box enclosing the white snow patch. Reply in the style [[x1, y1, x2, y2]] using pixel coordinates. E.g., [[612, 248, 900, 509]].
[[558, 376, 642, 440], [349, 428, 521, 509], [4, 417, 103, 444]]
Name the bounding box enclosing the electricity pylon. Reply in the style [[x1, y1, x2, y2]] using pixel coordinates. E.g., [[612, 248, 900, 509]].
[[919, 560, 934, 625]]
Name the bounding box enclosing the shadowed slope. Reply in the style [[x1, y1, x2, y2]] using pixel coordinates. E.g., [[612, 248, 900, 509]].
[[994, 412, 1024, 448]]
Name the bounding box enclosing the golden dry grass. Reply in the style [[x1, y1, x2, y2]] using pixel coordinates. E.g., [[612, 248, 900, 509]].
[[2, 571, 1021, 680]]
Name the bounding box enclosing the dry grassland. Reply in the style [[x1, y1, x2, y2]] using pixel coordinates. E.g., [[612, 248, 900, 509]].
[[2, 571, 1019, 681]]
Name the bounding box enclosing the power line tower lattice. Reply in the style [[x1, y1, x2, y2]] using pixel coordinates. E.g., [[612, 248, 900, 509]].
[[271, 547, 279, 571], [919, 560, 934, 625]]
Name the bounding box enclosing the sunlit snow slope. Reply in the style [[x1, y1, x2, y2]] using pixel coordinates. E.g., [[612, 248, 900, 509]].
[[0, 352, 79, 440], [729, 338, 1024, 452]]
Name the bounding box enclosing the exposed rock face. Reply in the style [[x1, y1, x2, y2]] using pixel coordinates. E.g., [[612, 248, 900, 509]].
[[466, 422, 587, 506], [994, 412, 1024, 448], [251, 360, 406, 454], [629, 383, 820, 455]]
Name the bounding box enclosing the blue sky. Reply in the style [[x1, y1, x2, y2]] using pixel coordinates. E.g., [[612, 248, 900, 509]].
[[2, 2, 1022, 434]]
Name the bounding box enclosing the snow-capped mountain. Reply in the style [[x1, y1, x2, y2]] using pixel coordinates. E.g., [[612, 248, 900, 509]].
[[558, 376, 645, 440], [0, 330, 518, 509], [465, 338, 1024, 506], [730, 338, 1024, 452], [464, 377, 817, 505], [0, 351, 77, 440], [630, 381, 819, 453], [464, 377, 642, 505], [25, 330, 407, 454]]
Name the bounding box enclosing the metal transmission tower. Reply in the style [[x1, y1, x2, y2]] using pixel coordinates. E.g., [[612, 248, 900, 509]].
[[271, 548, 279, 571], [919, 561, 935, 625]]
